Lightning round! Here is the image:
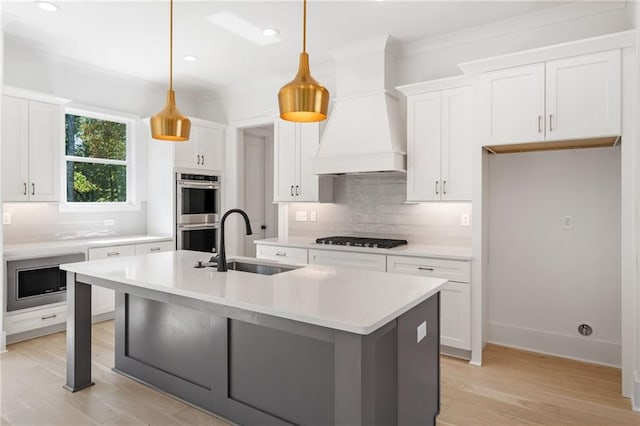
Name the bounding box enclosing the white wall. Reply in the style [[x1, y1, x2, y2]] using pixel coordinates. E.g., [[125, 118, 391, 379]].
[[633, 0, 640, 411], [487, 147, 621, 366], [0, 1, 6, 353]]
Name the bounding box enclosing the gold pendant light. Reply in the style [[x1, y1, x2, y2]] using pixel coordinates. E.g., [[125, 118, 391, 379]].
[[151, 0, 191, 141], [278, 0, 329, 122]]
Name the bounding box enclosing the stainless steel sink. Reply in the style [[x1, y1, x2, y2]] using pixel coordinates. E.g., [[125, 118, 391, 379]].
[[225, 261, 298, 275]]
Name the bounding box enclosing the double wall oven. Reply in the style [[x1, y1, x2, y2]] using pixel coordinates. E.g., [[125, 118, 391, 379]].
[[176, 171, 220, 253]]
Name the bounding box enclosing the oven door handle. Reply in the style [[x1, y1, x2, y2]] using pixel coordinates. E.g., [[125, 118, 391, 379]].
[[177, 180, 220, 189], [177, 223, 219, 229]]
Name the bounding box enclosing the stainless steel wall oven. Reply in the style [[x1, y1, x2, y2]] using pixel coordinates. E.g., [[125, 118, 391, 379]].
[[6, 252, 86, 311], [176, 172, 220, 225], [176, 171, 220, 253]]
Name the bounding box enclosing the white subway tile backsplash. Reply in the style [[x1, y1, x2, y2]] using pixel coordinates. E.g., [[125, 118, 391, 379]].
[[288, 174, 471, 246]]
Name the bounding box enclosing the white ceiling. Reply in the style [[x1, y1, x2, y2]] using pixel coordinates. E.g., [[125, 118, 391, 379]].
[[3, 1, 572, 94]]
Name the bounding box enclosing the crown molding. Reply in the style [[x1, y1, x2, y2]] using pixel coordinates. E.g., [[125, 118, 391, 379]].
[[399, 1, 629, 58]]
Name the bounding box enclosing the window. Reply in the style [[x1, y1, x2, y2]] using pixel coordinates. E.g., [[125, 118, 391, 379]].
[[64, 109, 135, 206]]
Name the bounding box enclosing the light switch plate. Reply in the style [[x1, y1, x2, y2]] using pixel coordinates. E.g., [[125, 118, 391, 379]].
[[562, 215, 574, 230], [417, 321, 427, 343], [2, 212, 11, 225], [309, 211, 317, 222], [295, 211, 308, 222]]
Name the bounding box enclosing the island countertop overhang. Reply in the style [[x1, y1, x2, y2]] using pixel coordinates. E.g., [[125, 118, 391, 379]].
[[60, 250, 448, 335]]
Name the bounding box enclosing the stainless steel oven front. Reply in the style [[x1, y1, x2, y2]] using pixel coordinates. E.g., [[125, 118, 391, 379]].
[[6, 252, 86, 312], [176, 172, 220, 225], [176, 223, 219, 253]]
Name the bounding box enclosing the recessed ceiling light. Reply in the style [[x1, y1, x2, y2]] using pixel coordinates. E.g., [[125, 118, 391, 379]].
[[262, 28, 279, 37], [207, 11, 281, 46], [35, 1, 60, 12], [183, 55, 199, 62]]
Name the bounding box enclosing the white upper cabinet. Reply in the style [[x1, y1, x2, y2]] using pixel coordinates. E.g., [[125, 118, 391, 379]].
[[479, 63, 545, 146], [545, 50, 621, 141], [478, 50, 621, 146], [400, 79, 472, 202], [174, 121, 225, 171], [273, 119, 333, 203], [2, 95, 62, 202]]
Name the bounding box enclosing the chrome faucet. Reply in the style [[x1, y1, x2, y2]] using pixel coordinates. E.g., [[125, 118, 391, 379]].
[[214, 209, 253, 272]]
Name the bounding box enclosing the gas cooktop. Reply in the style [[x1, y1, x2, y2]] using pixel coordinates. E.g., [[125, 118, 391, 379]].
[[315, 236, 408, 249]]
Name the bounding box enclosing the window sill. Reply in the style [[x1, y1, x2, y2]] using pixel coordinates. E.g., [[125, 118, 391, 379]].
[[57, 202, 142, 213]]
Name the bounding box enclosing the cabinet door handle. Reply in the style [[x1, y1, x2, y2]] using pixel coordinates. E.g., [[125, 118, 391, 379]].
[[443, 181, 447, 195], [418, 267, 435, 271], [290, 185, 294, 197], [275, 252, 287, 257], [107, 252, 120, 257], [435, 181, 439, 195], [41, 314, 57, 320], [295, 185, 299, 196], [549, 114, 553, 132], [31, 183, 35, 196], [23, 182, 27, 195], [201, 155, 205, 165], [150, 247, 162, 252], [538, 115, 542, 133], [196, 155, 200, 165]]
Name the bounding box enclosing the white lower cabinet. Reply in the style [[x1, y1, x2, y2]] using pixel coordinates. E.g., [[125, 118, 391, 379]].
[[88, 244, 136, 316], [5, 303, 67, 336], [88, 241, 174, 316], [256, 244, 308, 264], [387, 255, 471, 351], [135, 240, 174, 255], [309, 249, 387, 272]]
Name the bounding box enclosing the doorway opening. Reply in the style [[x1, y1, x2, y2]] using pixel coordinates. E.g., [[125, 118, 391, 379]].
[[238, 125, 277, 257]]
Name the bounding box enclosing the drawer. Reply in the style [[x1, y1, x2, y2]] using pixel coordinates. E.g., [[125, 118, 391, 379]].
[[89, 244, 136, 260], [135, 240, 174, 255], [309, 249, 386, 272], [387, 255, 470, 283], [5, 304, 67, 335], [256, 245, 308, 264]]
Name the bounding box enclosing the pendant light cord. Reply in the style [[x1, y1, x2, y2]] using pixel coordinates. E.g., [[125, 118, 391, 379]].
[[169, 0, 174, 92], [302, 0, 307, 53]]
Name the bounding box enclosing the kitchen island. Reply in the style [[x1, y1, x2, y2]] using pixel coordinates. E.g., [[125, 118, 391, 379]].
[[61, 250, 447, 426]]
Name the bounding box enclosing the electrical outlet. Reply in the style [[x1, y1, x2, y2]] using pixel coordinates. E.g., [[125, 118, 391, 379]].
[[295, 211, 308, 222], [2, 212, 11, 225], [461, 212, 471, 226], [417, 321, 427, 343], [309, 211, 317, 222], [104, 219, 115, 226], [562, 215, 574, 230]]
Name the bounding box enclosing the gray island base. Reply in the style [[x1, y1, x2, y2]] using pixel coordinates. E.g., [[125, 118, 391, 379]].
[[62, 251, 444, 426]]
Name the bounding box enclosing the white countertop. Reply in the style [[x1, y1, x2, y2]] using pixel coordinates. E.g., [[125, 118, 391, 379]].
[[255, 237, 472, 260], [60, 250, 447, 335], [3, 235, 173, 259]]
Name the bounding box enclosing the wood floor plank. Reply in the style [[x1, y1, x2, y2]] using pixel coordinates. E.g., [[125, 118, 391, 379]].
[[1, 321, 638, 426]]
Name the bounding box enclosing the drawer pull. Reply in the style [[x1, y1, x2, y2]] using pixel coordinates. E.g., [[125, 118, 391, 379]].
[[41, 314, 57, 320], [150, 247, 162, 252], [275, 252, 287, 257], [107, 252, 120, 257], [418, 267, 435, 271]]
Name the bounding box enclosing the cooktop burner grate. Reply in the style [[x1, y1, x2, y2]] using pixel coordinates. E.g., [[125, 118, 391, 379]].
[[315, 236, 408, 249]]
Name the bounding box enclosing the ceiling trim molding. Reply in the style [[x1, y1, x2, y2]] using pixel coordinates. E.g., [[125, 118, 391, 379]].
[[396, 75, 471, 96], [459, 29, 635, 75], [398, 1, 630, 58]]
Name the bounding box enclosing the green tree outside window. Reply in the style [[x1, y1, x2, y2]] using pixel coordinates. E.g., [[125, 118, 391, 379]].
[[65, 114, 128, 203]]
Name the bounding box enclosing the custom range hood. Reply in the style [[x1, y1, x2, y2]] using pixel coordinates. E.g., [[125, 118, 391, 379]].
[[310, 36, 406, 175]]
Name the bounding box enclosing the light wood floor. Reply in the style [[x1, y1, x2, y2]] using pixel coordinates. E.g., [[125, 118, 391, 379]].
[[1, 321, 638, 425]]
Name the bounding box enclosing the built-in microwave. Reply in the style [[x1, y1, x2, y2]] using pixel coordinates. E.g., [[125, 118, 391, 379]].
[[6, 252, 86, 312], [176, 223, 219, 253], [176, 172, 220, 225]]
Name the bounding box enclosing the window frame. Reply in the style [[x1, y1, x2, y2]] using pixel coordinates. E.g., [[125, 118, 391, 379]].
[[60, 105, 139, 212]]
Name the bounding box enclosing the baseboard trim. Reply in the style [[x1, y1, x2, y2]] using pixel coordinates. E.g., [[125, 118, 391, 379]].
[[488, 321, 621, 368], [441, 345, 471, 361], [633, 372, 640, 412]]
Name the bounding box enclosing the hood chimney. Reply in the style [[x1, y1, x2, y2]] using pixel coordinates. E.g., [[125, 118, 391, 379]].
[[310, 36, 406, 175]]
